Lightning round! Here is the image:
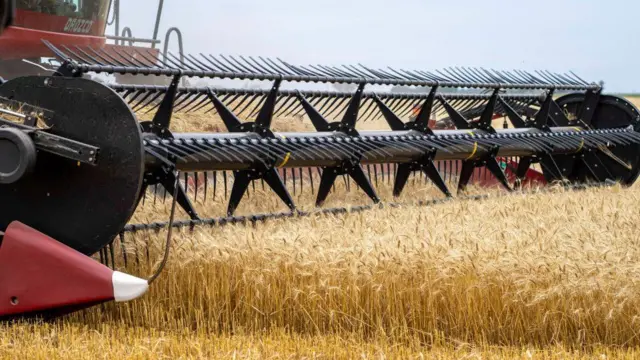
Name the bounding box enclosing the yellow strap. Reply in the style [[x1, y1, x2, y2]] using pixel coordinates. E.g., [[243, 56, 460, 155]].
[[466, 142, 478, 160], [465, 131, 477, 160], [277, 152, 291, 168], [575, 138, 584, 153]]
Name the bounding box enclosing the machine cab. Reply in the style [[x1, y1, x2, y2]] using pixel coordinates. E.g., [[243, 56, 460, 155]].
[[0, 0, 181, 84]]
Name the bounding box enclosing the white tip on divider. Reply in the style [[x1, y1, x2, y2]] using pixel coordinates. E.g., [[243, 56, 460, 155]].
[[112, 271, 149, 302]]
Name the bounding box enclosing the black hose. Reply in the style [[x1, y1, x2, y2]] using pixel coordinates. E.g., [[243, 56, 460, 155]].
[[147, 170, 179, 285]]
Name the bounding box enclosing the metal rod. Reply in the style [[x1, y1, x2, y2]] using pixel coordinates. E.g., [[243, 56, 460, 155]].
[[151, 0, 165, 49], [143, 127, 624, 172], [105, 35, 161, 45], [124, 182, 613, 233]]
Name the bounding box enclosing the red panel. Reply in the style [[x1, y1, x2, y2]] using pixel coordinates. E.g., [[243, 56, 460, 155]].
[[0, 26, 105, 60], [0, 221, 114, 317], [13, 9, 106, 36], [473, 159, 547, 188]]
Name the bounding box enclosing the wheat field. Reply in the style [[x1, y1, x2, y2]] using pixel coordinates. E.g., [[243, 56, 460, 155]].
[[2, 97, 640, 359]]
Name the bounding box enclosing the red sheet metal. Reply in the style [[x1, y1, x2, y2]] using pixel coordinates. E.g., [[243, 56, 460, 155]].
[[0, 221, 114, 318]]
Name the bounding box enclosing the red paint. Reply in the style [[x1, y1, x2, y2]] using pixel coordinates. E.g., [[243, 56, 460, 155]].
[[0, 8, 107, 60], [13, 9, 106, 37], [504, 158, 547, 186], [0, 25, 105, 60], [470, 158, 546, 188], [0, 221, 114, 318]]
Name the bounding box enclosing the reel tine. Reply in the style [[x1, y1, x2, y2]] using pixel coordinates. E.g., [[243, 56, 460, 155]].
[[569, 71, 590, 85], [194, 172, 199, 202], [175, 92, 207, 113], [283, 167, 288, 188], [223, 171, 228, 199], [362, 98, 382, 122], [247, 95, 268, 119], [459, 67, 483, 83], [118, 232, 128, 267], [308, 167, 315, 194], [204, 171, 208, 202], [275, 95, 298, 117], [325, 97, 350, 120]]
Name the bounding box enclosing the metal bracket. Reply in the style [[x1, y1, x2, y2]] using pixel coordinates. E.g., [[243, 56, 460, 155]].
[[208, 80, 294, 215], [533, 90, 555, 130], [409, 86, 437, 133], [208, 89, 244, 131], [498, 96, 528, 129], [297, 91, 331, 131], [324, 83, 366, 136], [372, 93, 406, 131], [393, 151, 450, 198], [54, 61, 82, 78], [439, 97, 470, 130], [477, 88, 500, 132], [577, 89, 601, 127], [142, 166, 200, 220], [0, 118, 99, 165], [148, 74, 181, 138], [316, 162, 379, 206]]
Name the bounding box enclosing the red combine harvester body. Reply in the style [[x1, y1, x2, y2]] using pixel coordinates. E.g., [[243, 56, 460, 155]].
[[0, 0, 165, 81], [0, 2, 108, 60]]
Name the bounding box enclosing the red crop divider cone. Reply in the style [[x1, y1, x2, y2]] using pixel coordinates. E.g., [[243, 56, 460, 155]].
[[0, 221, 148, 318]]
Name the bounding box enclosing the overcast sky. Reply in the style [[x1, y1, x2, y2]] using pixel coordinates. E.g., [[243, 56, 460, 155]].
[[108, 0, 640, 92]]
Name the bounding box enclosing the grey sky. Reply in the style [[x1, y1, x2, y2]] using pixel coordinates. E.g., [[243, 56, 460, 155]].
[[109, 0, 640, 92]]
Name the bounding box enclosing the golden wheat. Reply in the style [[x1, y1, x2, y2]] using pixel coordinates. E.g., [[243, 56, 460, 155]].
[[2, 98, 640, 359]]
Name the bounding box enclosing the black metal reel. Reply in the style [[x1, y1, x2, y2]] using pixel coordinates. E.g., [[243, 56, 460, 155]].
[[499, 94, 545, 186], [111, 83, 547, 125], [0, 76, 144, 255], [135, 73, 202, 220], [43, 41, 599, 93], [208, 79, 295, 215], [298, 83, 380, 206], [552, 93, 640, 185], [497, 91, 569, 187], [139, 154, 200, 221], [439, 91, 513, 194], [372, 87, 451, 197]]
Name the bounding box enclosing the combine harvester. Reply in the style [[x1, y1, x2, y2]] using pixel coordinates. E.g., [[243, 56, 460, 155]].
[[1, 0, 640, 318], [0, 0, 184, 84]]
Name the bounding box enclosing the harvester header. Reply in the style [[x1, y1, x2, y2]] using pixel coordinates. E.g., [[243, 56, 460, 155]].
[[1, 37, 639, 318]]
